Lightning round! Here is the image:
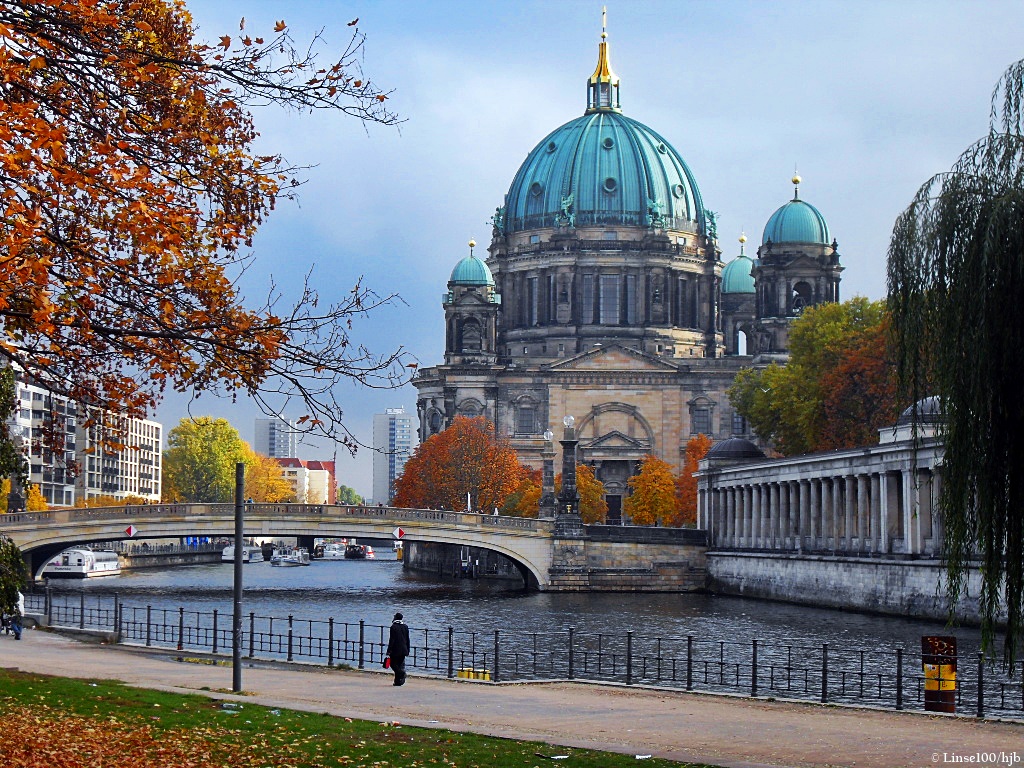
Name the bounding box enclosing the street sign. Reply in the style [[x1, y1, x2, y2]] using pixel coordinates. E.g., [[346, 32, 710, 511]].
[[125, 525, 137, 537], [392, 527, 405, 539]]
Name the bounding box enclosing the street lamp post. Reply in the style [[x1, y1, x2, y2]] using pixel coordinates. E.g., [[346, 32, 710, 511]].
[[539, 429, 556, 519], [556, 416, 583, 536]]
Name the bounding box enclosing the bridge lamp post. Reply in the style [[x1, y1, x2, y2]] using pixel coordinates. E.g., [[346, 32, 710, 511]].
[[556, 416, 583, 536], [539, 430, 556, 519]]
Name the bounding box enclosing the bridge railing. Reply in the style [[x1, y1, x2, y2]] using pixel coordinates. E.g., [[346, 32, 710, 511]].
[[23, 593, 1024, 720], [2, 503, 551, 532]]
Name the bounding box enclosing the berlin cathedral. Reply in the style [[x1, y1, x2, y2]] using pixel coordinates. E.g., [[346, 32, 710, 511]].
[[413, 24, 843, 523]]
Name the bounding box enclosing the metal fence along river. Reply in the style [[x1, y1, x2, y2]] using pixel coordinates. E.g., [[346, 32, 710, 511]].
[[28, 592, 1024, 720]]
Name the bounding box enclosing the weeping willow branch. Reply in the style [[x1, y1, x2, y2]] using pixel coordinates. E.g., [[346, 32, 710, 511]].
[[887, 57, 1024, 667]]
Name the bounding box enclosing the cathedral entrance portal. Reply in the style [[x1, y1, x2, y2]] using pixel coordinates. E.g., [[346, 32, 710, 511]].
[[606, 495, 622, 525]]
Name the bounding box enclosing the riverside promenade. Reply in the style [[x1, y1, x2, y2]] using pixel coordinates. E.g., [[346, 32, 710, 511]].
[[2, 628, 1022, 768]]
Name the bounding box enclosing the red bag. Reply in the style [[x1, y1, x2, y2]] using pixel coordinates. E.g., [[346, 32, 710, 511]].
[[383, 656, 391, 669]]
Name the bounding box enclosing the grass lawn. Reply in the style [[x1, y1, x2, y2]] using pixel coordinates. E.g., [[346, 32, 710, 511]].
[[0, 669, 717, 767]]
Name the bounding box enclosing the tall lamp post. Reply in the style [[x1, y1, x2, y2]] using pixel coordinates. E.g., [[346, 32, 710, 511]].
[[556, 416, 583, 536], [539, 429, 556, 519]]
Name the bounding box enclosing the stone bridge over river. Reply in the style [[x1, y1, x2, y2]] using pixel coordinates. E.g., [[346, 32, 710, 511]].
[[0, 503, 709, 592]]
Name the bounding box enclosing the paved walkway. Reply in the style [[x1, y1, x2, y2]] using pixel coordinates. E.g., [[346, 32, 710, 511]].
[[1, 628, 1022, 768]]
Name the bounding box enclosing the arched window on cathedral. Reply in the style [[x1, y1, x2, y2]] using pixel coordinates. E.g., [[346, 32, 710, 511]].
[[460, 318, 482, 352], [791, 281, 813, 315]]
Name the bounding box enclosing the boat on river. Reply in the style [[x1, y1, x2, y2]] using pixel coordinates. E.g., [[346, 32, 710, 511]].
[[344, 543, 367, 559], [320, 542, 348, 560], [42, 548, 121, 578], [270, 547, 311, 567], [222, 544, 264, 564]]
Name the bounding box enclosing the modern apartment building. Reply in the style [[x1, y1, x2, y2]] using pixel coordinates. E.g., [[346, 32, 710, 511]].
[[254, 417, 298, 458], [75, 411, 163, 503], [372, 407, 415, 505], [6, 374, 163, 507]]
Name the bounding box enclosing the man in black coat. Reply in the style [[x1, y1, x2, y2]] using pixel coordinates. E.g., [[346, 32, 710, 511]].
[[386, 612, 411, 686]]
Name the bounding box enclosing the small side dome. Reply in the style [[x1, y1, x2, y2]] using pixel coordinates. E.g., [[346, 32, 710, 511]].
[[449, 253, 494, 286], [705, 437, 764, 459], [722, 255, 755, 294], [762, 177, 831, 246], [896, 396, 942, 426]]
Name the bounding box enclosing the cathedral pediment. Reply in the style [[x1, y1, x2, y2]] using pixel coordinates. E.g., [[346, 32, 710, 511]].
[[582, 429, 650, 451], [544, 344, 678, 372]]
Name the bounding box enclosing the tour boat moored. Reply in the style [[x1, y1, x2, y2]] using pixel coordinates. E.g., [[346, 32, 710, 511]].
[[42, 548, 121, 578]]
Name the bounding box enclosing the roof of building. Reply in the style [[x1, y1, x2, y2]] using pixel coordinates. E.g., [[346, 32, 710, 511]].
[[762, 176, 831, 246], [896, 396, 943, 426], [449, 245, 495, 286], [705, 437, 765, 459], [499, 31, 704, 236], [722, 234, 756, 294]]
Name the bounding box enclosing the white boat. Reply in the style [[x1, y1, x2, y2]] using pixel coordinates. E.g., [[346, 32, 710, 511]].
[[222, 544, 265, 563], [320, 543, 348, 560], [42, 548, 121, 578], [270, 547, 311, 567], [364, 545, 376, 559]]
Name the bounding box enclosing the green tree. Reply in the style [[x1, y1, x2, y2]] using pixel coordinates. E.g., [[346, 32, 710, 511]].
[[0, 535, 27, 619], [887, 57, 1024, 663], [162, 417, 247, 503], [624, 455, 679, 526], [337, 485, 364, 505], [728, 298, 896, 455]]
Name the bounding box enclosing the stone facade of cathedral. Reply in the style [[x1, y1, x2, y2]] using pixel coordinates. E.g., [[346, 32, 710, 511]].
[[413, 27, 843, 523]]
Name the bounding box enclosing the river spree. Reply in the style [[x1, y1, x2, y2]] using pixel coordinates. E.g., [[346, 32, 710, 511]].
[[46, 553, 991, 659]]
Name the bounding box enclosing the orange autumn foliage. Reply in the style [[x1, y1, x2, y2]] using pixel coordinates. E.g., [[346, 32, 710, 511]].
[[673, 433, 713, 527], [624, 454, 677, 526], [0, 1, 403, 454], [392, 416, 526, 512]]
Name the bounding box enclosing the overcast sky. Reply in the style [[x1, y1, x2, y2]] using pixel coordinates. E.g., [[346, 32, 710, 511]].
[[159, 0, 1024, 499]]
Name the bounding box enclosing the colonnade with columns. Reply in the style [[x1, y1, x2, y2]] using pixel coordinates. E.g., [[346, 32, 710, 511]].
[[697, 439, 944, 557]]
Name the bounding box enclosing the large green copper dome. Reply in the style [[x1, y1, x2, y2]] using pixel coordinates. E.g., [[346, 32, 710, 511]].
[[499, 32, 704, 236], [762, 177, 831, 246]]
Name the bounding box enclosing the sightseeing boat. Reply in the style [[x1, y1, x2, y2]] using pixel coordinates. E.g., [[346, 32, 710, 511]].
[[270, 547, 311, 567], [221, 544, 265, 564], [42, 548, 121, 578], [344, 542, 367, 559]]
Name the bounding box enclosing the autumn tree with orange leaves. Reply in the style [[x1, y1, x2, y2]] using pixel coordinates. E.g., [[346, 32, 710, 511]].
[[392, 416, 526, 513], [0, 1, 405, 474], [673, 433, 713, 527], [555, 463, 607, 524], [623, 454, 677, 526]]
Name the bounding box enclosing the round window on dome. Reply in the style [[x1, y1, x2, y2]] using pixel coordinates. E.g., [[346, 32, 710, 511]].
[[546, 141, 557, 153], [530, 181, 544, 197], [672, 184, 685, 199], [603, 177, 618, 193], [657, 143, 668, 154], [602, 137, 615, 150]]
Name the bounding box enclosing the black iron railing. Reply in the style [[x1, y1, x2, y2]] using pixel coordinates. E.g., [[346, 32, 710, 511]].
[[24, 593, 1024, 720]]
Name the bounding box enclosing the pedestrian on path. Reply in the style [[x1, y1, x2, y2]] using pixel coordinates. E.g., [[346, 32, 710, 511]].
[[10, 592, 24, 640], [385, 612, 410, 686]]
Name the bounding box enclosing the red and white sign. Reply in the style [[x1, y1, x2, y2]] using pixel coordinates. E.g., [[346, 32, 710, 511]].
[[125, 525, 138, 537], [392, 527, 405, 539]]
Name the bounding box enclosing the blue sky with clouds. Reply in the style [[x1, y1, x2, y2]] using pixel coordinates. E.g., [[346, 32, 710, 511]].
[[158, 0, 1024, 499]]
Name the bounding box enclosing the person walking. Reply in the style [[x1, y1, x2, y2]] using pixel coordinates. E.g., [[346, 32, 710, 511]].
[[385, 612, 410, 686], [11, 591, 24, 640]]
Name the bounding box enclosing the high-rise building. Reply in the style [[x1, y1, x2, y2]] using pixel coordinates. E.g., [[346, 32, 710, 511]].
[[254, 417, 298, 458], [372, 407, 415, 505], [8, 378, 77, 507]]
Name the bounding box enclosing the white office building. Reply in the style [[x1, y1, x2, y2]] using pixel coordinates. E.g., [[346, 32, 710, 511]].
[[9, 380, 77, 507], [254, 417, 298, 458], [372, 407, 415, 505]]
